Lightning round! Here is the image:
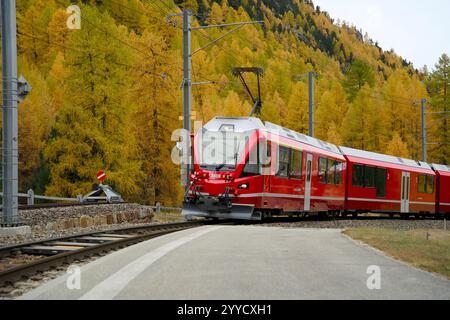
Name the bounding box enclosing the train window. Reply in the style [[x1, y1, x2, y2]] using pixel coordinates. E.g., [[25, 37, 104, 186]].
[[318, 157, 327, 184], [419, 174, 434, 194], [242, 160, 260, 177], [352, 165, 364, 187], [363, 166, 375, 188], [307, 160, 312, 182], [277, 146, 290, 178], [375, 168, 387, 198], [260, 140, 271, 168], [326, 159, 335, 184], [289, 149, 302, 180], [418, 174, 426, 193], [426, 175, 434, 194], [334, 161, 343, 185]]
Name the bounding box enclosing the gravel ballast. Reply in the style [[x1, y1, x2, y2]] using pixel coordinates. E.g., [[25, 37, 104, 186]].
[[260, 217, 449, 230], [0, 203, 155, 246]]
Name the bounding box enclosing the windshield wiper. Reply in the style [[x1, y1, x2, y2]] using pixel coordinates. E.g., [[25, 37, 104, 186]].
[[215, 163, 227, 171]]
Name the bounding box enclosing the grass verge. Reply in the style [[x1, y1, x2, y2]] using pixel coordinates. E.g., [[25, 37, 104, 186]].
[[343, 228, 450, 279], [152, 210, 184, 223]]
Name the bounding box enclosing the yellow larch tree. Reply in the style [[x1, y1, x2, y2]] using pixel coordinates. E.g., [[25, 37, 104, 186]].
[[386, 132, 410, 158], [45, 6, 141, 198]]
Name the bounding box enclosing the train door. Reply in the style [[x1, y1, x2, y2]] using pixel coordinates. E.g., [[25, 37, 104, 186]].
[[401, 171, 410, 213], [304, 153, 313, 211]]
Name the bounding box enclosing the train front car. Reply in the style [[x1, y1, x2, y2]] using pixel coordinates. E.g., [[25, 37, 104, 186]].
[[182, 117, 267, 221]]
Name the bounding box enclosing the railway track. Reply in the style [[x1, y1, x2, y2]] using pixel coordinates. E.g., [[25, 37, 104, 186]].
[[0, 220, 207, 287], [0, 213, 445, 293]]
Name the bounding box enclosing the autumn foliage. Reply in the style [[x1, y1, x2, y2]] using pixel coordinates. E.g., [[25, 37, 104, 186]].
[[4, 0, 448, 205]]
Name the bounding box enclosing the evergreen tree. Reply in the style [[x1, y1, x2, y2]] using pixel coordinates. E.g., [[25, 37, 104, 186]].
[[427, 54, 450, 164], [128, 29, 183, 205], [285, 82, 308, 133], [343, 59, 375, 100], [342, 85, 381, 151], [386, 132, 410, 158], [45, 6, 140, 198]]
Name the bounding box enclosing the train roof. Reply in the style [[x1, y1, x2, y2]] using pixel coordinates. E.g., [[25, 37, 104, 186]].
[[431, 163, 450, 172], [203, 117, 342, 155], [339, 146, 433, 171], [203, 117, 265, 132], [264, 122, 342, 154]]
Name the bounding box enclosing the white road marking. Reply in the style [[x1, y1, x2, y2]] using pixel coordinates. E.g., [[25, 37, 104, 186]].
[[79, 226, 223, 300]]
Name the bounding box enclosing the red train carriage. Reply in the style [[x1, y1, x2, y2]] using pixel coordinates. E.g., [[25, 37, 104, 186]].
[[260, 122, 345, 217], [340, 147, 437, 217], [183, 117, 346, 220], [431, 164, 450, 216]]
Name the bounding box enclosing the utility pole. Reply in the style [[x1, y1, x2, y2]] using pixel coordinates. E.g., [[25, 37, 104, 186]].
[[421, 98, 427, 162], [295, 71, 315, 137], [308, 71, 315, 137], [1, 0, 19, 225], [182, 9, 192, 192]]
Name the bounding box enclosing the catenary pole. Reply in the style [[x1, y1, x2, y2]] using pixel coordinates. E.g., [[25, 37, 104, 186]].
[[308, 71, 315, 137], [182, 9, 192, 192], [1, 0, 19, 225], [421, 98, 427, 162]]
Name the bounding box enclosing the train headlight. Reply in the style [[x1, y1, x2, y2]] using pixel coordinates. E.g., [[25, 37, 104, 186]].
[[238, 183, 249, 190], [200, 172, 209, 179]]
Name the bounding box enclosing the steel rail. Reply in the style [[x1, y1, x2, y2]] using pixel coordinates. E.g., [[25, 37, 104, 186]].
[[0, 221, 206, 287]]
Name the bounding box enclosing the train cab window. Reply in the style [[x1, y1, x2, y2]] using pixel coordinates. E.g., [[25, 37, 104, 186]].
[[352, 165, 364, 187], [318, 157, 327, 184], [290, 149, 302, 180], [277, 146, 290, 178], [375, 168, 387, 198], [241, 160, 260, 177], [363, 166, 375, 188]]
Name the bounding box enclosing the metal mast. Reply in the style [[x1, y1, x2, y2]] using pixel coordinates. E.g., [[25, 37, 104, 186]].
[[421, 98, 427, 162], [295, 71, 315, 137], [182, 9, 192, 191], [307, 71, 315, 137], [1, 0, 19, 225]]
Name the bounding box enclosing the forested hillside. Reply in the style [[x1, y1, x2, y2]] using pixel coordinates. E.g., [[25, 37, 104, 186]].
[[6, 0, 449, 205]]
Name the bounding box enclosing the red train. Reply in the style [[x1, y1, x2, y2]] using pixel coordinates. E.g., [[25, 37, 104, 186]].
[[182, 117, 450, 220]]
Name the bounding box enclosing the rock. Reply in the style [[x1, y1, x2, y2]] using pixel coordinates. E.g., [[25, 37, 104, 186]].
[[139, 208, 151, 219], [99, 215, 108, 225], [62, 219, 73, 230], [72, 218, 80, 228], [93, 215, 102, 226], [46, 222, 54, 232], [115, 213, 124, 224], [105, 214, 116, 225], [80, 215, 93, 228]]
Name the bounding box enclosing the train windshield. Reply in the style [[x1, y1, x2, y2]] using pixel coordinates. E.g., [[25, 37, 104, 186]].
[[198, 130, 254, 172]]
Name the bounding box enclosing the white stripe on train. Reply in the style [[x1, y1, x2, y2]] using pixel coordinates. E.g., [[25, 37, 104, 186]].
[[198, 192, 446, 206]]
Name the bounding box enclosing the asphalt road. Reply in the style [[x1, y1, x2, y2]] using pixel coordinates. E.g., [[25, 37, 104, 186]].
[[21, 225, 450, 300]]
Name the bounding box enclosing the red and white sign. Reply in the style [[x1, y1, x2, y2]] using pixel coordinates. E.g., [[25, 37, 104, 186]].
[[96, 171, 106, 182]]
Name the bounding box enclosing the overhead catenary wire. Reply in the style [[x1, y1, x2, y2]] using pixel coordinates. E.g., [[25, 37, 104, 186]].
[[45, 1, 432, 113], [52, 0, 183, 71]]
